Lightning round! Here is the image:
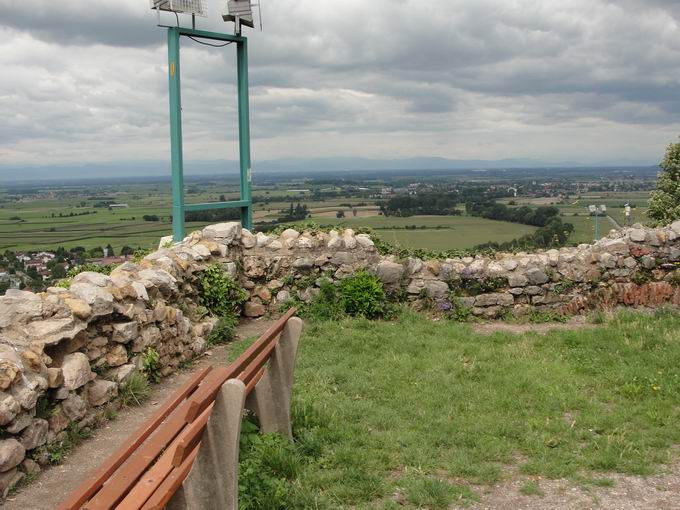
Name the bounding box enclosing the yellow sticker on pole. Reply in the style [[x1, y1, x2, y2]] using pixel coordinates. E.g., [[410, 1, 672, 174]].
[[170, 62, 175, 78]]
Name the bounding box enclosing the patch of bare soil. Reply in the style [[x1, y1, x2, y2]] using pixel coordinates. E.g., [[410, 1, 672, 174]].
[[472, 316, 594, 336], [1, 318, 275, 509], [464, 469, 680, 510]]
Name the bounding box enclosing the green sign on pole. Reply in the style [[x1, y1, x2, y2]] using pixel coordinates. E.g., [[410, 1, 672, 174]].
[[166, 26, 253, 242]]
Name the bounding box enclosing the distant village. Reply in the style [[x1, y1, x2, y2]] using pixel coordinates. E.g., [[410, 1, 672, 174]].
[[0, 246, 134, 294]]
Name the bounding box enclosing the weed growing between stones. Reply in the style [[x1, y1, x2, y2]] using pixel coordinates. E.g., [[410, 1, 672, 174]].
[[519, 480, 544, 496], [198, 264, 248, 318], [141, 347, 161, 384], [119, 373, 151, 407]]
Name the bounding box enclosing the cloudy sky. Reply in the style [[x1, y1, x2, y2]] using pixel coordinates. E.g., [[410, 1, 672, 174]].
[[1, 0, 679, 173]]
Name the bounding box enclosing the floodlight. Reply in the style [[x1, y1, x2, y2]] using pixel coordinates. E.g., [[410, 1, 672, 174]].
[[223, 0, 255, 32], [150, 0, 208, 17]]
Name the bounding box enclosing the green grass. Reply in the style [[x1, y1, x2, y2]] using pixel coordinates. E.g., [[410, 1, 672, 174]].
[[234, 308, 680, 508]]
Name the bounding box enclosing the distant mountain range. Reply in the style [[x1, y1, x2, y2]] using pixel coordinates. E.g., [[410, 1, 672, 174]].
[[0, 157, 657, 183]]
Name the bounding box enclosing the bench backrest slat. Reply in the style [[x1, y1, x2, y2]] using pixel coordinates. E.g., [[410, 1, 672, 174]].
[[172, 402, 214, 467], [57, 366, 212, 510]]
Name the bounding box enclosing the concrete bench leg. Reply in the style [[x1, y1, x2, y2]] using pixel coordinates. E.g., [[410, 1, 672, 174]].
[[245, 317, 303, 440], [167, 379, 247, 510]]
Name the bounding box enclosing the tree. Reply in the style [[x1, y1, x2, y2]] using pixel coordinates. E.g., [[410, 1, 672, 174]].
[[649, 139, 680, 224], [336, 210, 345, 218], [105, 244, 115, 257]]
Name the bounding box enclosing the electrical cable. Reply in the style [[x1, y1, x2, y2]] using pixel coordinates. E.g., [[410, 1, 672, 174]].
[[186, 36, 233, 47]]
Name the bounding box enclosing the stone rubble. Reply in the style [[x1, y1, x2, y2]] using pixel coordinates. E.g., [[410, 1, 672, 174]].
[[0, 220, 678, 496]]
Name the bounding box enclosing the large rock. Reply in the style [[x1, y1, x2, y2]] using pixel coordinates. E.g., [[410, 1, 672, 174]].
[[507, 274, 528, 287], [69, 283, 114, 316], [629, 229, 646, 242], [19, 418, 48, 450], [22, 317, 87, 347], [112, 322, 139, 344], [139, 269, 178, 295], [0, 290, 43, 329], [202, 222, 241, 244], [62, 394, 87, 421], [0, 393, 20, 426], [106, 345, 128, 367], [72, 272, 112, 287], [525, 268, 550, 285], [474, 293, 514, 307], [423, 280, 450, 300], [0, 440, 24, 472], [376, 261, 404, 286], [64, 298, 92, 320], [61, 353, 93, 391], [244, 301, 266, 318], [0, 346, 22, 390], [88, 380, 118, 407]]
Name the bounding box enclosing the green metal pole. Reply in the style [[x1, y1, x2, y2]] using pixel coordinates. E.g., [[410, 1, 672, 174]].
[[168, 27, 185, 242], [594, 212, 599, 241], [236, 38, 253, 230]]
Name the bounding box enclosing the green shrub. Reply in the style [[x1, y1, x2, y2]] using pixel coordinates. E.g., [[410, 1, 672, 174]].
[[198, 264, 248, 317], [207, 315, 239, 346], [142, 347, 161, 384], [338, 271, 386, 319], [299, 281, 345, 322], [67, 263, 115, 278]]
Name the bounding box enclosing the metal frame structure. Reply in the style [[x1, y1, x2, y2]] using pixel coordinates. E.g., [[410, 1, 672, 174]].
[[167, 26, 252, 242]]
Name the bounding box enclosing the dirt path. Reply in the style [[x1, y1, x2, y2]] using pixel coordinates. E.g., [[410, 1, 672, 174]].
[[1, 318, 274, 510], [4, 316, 680, 509]]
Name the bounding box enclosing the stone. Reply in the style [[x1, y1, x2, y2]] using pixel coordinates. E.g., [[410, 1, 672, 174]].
[[629, 229, 646, 242], [356, 234, 375, 249], [64, 298, 91, 320], [279, 229, 300, 240], [525, 268, 550, 285], [0, 346, 22, 390], [244, 301, 266, 318], [0, 393, 21, 427], [139, 269, 178, 294], [508, 287, 524, 295], [423, 280, 449, 300], [327, 237, 344, 249], [256, 232, 271, 247], [202, 222, 241, 244], [88, 380, 118, 407], [0, 290, 43, 329], [508, 274, 528, 287], [241, 230, 256, 249], [268, 240, 283, 250], [72, 271, 113, 288], [69, 282, 114, 316], [641, 255, 656, 270], [524, 286, 544, 296], [293, 257, 314, 270], [11, 380, 39, 410], [276, 290, 292, 303], [110, 364, 137, 384], [243, 257, 266, 278], [254, 287, 272, 302], [671, 221, 680, 235], [62, 394, 87, 421], [474, 293, 514, 307], [20, 458, 40, 476], [61, 352, 93, 391], [0, 468, 18, 498], [0, 440, 24, 472], [19, 418, 48, 450], [48, 411, 70, 433], [112, 321, 139, 344], [106, 345, 128, 367], [502, 259, 519, 271], [267, 279, 284, 291], [6, 412, 33, 434], [22, 317, 87, 347], [297, 237, 313, 249], [376, 261, 404, 285]]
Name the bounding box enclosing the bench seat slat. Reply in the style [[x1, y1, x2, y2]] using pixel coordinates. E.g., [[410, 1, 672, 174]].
[[140, 445, 200, 510], [57, 366, 212, 510], [84, 370, 228, 509]]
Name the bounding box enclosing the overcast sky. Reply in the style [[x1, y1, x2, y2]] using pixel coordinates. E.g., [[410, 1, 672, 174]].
[[1, 0, 679, 171]]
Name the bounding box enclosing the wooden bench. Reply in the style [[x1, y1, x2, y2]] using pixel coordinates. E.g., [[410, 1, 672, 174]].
[[57, 307, 303, 510]]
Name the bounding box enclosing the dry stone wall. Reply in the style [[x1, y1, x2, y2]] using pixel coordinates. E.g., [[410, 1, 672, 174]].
[[0, 220, 679, 496]]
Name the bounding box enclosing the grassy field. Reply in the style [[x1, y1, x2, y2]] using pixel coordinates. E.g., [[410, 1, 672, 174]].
[[236, 309, 680, 509]]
